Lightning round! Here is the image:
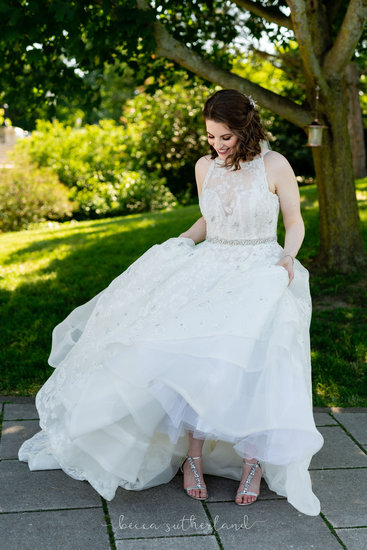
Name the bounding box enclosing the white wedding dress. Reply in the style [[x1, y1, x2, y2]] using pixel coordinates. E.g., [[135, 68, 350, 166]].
[[19, 151, 324, 516]]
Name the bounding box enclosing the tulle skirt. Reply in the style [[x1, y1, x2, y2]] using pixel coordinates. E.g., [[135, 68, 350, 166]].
[[19, 236, 324, 516]]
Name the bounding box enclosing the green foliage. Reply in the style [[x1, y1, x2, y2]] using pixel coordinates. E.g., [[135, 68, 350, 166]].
[[10, 68, 317, 226], [0, 160, 73, 232], [121, 73, 217, 200], [360, 74, 367, 128], [97, 61, 141, 123], [14, 119, 178, 218], [0, 106, 12, 127], [0, 0, 157, 129], [11, 74, 217, 216], [0, 1, 236, 127], [1, 0, 366, 143], [16, 119, 129, 189], [9, 68, 318, 229], [70, 170, 176, 217], [154, 1, 237, 68]]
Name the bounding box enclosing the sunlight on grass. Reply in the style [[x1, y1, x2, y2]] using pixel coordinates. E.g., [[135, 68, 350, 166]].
[[1, 246, 70, 290], [315, 381, 341, 406], [300, 196, 319, 209], [356, 177, 367, 223], [0, 213, 172, 291], [299, 184, 319, 211]]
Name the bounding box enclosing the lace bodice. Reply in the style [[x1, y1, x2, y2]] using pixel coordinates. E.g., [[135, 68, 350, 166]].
[[199, 153, 279, 241]]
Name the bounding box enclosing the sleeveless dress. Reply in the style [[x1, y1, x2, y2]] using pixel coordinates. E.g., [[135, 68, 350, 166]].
[[18, 152, 324, 516]]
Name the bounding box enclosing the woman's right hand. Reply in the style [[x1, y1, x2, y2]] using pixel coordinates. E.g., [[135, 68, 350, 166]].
[[178, 217, 206, 245], [178, 235, 195, 245]]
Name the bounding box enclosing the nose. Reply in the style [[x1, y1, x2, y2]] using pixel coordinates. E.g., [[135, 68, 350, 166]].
[[214, 138, 225, 149]]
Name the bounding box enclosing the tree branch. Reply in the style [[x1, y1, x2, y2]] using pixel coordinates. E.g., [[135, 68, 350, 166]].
[[250, 47, 306, 89], [136, 1, 311, 126], [136, 21, 311, 126], [232, 0, 293, 30], [286, 0, 329, 96], [324, 0, 367, 79]]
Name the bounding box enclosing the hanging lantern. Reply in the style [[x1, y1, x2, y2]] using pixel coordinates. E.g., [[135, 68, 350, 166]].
[[306, 119, 328, 147], [305, 86, 327, 147]]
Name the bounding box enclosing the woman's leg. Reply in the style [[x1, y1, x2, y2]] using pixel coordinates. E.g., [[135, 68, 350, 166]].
[[182, 431, 207, 499]]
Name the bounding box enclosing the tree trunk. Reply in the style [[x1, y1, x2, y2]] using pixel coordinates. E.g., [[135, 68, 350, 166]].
[[345, 62, 367, 178], [311, 79, 366, 271]]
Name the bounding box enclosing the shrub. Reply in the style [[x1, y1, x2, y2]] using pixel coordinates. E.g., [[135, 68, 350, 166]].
[[121, 74, 214, 201], [13, 120, 178, 217], [15, 119, 130, 190], [70, 170, 177, 217], [0, 161, 74, 232], [13, 74, 216, 209]]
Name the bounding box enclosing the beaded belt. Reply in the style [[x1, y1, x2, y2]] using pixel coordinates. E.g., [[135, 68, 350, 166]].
[[206, 236, 277, 245]]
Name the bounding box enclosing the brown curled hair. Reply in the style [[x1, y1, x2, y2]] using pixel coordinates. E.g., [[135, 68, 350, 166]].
[[203, 89, 268, 171]]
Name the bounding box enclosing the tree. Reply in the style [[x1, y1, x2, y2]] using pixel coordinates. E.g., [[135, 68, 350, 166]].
[[0, 0, 366, 271], [344, 21, 367, 179], [346, 61, 367, 178]]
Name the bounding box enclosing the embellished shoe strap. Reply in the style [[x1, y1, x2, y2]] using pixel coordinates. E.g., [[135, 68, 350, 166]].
[[237, 461, 261, 496], [181, 455, 206, 490]]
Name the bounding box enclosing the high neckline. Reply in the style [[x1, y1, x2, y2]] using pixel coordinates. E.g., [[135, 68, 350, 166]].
[[214, 155, 262, 167], [214, 157, 225, 166]]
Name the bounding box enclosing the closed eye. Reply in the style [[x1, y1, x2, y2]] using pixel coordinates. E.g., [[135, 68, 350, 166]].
[[207, 135, 232, 140]]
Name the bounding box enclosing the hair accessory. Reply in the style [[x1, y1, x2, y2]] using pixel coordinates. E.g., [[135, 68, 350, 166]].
[[248, 95, 256, 108]]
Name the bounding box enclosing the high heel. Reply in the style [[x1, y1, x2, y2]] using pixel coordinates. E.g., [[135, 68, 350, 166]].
[[235, 460, 261, 506], [179, 455, 208, 501]]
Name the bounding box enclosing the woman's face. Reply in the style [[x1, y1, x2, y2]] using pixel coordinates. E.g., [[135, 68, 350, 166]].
[[206, 119, 238, 159]]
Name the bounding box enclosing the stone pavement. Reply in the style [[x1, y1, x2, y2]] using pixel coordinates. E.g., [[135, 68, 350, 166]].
[[0, 396, 366, 550]]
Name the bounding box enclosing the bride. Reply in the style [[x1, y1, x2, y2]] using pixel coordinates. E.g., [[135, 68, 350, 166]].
[[19, 89, 324, 516]]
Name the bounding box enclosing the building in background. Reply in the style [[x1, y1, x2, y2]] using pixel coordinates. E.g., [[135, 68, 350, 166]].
[[0, 125, 28, 166]]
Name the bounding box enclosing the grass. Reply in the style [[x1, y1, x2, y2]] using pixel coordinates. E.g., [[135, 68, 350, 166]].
[[0, 180, 366, 406]]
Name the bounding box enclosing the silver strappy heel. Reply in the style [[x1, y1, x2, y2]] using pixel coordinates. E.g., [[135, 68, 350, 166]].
[[179, 455, 208, 501], [235, 460, 261, 506]]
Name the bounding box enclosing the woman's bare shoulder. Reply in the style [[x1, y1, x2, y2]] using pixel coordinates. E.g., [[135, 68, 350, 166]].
[[263, 150, 291, 171], [195, 155, 213, 189], [263, 150, 298, 194], [195, 155, 213, 170]]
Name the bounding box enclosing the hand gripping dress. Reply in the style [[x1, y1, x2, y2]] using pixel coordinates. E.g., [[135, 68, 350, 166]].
[[19, 151, 324, 516]]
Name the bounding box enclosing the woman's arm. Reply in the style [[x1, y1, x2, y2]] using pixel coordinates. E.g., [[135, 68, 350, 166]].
[[178, 156, 210, 244], [264, 151, 305, 285], [179, 216, 207, 244]]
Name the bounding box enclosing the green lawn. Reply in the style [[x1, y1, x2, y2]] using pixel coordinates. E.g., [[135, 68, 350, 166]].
[[1, 180, 366, 405]]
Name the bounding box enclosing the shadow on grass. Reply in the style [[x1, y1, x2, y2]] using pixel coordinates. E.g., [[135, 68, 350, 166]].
[[2, 206, 195, 266]]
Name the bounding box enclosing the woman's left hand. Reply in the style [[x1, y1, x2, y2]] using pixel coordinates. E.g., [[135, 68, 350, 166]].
[[276, 255, 295, 286]]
